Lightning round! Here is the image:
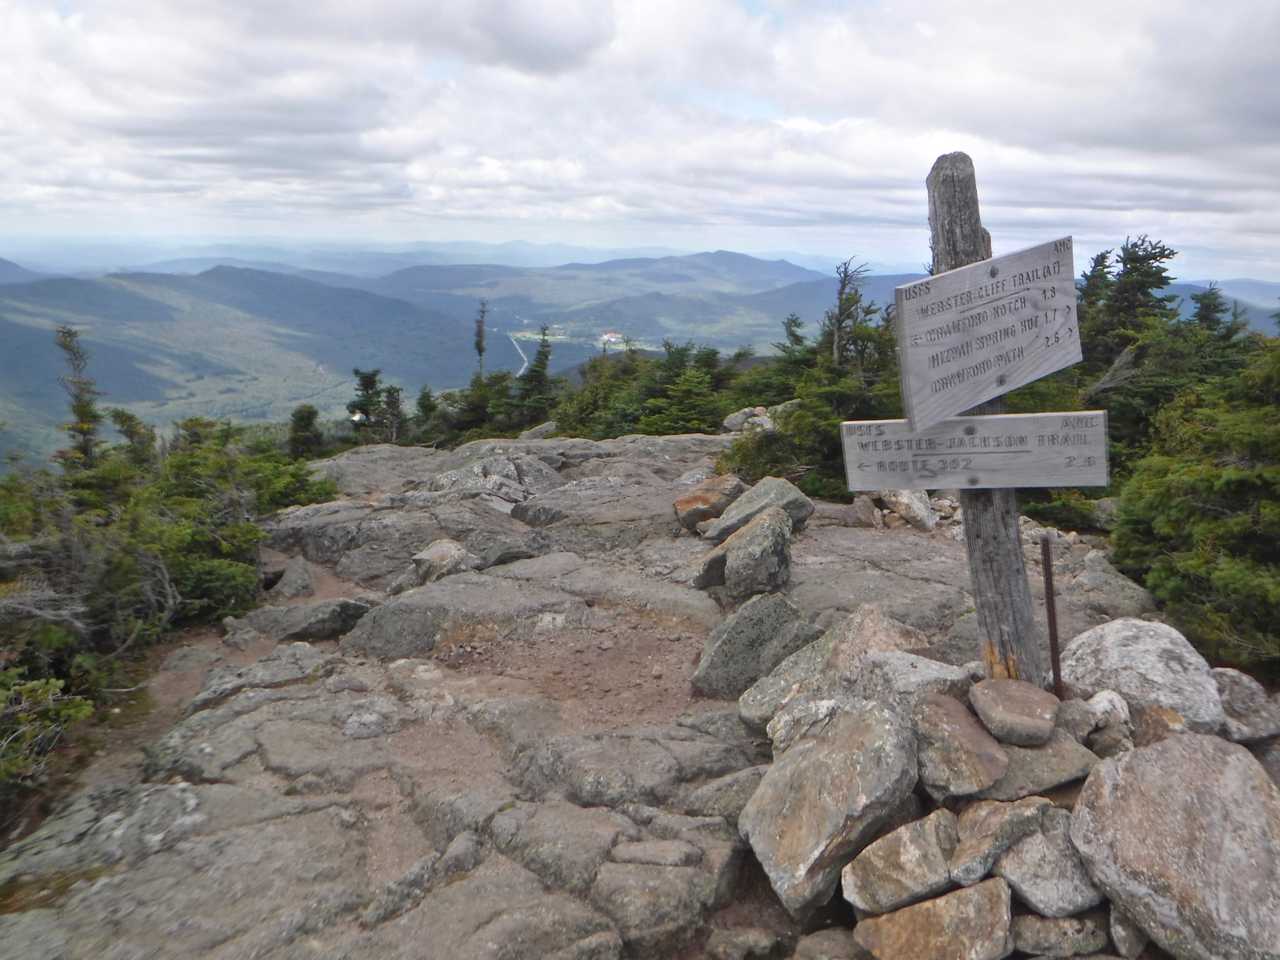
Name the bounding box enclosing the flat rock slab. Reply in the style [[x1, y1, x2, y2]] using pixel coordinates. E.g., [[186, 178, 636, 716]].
[[187, 641, 336, 714], [970, 678, 1060, 746], [974, 730, 1099, 801], [1071, 733, 1280, 960], [339, 573, 589, 659], [238, 597, 373, 643], [365, 854, 624, 960], [739, 701, 917, 918], [841, 808, 958, 915], [851, 877, 1014, 960], [1061, 618, 1225, 734], [914, 693, 1009, 802], [590, 861, 717, 957]]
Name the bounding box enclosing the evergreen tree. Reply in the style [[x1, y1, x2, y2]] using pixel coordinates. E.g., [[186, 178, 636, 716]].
[[516, 326, 555, 425], [109, 409, 157, 469], [380, 386, 406, 443], [287, 404, 324, 459], [636, 367, 719, 435], [414, 386, 438, 438], [348, 369, 384, 419], [1189, 282, 1229, 334], [347, 368, 384, 442], [53, 326, 104, 472], [474, 300, 488, 377]]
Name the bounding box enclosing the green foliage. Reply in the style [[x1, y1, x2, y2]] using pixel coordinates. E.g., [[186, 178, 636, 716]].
[[288, 404, 324, 460], [637, 367, 720, 435], [0, 334, 337, 809], [52, 325, 104, 473], [1113, 340, 1280, 671], [0, 667, 92, 787], [1021, 489, 1098, 532]]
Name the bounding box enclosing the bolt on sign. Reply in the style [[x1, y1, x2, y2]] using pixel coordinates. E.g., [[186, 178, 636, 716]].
[[842, 411, 1109, 491], [896, 237, 1080, 432]]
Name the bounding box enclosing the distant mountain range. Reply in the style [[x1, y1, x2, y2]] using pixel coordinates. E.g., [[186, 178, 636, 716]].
[[0, 247, 1275, 463]]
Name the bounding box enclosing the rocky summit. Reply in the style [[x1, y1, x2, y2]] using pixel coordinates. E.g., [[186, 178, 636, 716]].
[[3, 434, 1279, 959]]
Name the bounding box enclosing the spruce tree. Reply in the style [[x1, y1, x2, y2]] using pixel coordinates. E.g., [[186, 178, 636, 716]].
[[287, 404, 324, 459], [474, 300, 488, 377], [53, 325, 104, 472], [516, 326, 555, 425]]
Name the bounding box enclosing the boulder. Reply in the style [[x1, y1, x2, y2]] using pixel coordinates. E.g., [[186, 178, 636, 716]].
[[974, 730, 1099, 801], [693, 506, 793, 600], [1011, 913, 1108, 957], [723, 406, 767, 432], [692, 593, 820, 699], [993, 807, 1103, 917], [518, 420, 557, 439], [821, 604, 934, 676], [1213, 667, 1280, 743], [265, 554, 317, 600], [848, 652, 971, 716], [738, 701, 917, 917], [969, 678, 1060, 746], [1069, 550, 1157, 619], [949, 797, 1051, 887], [841, 809, 958, 915], [412, 538, 477, 582], [913, 693, 1009, 802], [674, 474, 747, 532], [878, 489, 937, 532], [1060, 619, 1225, 734], [1254, 737, 1280, 789], [847, 495, 883, 528], [851, 878, 1014, 960], [704, 927, 780, 960], [766, 693, 859, 755], [1070, 733, 1280, 960], [682, 766, 768, 824], [699, 477, 815, 544], [1109, 908, 1149, 959], [234, 598, 372, 644], [737, 633, 836, 730], [793, 928, 867, 959]]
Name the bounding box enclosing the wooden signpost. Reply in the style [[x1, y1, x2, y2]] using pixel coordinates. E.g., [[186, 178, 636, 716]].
[[840, 152, 1109, 687], [842, 411, 1108, 491]]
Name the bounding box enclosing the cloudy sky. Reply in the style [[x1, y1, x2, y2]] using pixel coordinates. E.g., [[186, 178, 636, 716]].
[[2, 0, 1278, 279]]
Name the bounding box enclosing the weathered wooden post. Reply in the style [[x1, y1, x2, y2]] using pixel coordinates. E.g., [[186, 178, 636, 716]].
[[840, 153, 1107, 690], [926, 152, 1047, 686]]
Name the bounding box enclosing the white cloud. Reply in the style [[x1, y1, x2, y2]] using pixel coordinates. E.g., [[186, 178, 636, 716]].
[[0, 0, 1278, 278]]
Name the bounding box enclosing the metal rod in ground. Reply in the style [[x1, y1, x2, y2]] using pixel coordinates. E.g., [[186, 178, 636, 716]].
[[1040, 533, 1065, 699]]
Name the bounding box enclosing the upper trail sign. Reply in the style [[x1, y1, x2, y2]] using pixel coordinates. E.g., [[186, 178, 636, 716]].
[[896, 237, 1080, 431]]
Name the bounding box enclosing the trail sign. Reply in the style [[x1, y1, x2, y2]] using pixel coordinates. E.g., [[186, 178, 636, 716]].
[[896, 237, 1080, 431], [841, 411, 1108, 491]]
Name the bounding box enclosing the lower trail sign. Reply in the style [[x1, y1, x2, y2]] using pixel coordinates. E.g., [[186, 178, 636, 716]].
[[842, 411, 1108, 491]]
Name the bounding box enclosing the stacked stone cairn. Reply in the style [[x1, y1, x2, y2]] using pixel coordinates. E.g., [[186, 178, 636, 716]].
[[678, 474, 1280, 960], [724, 620, 1279, 958]]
